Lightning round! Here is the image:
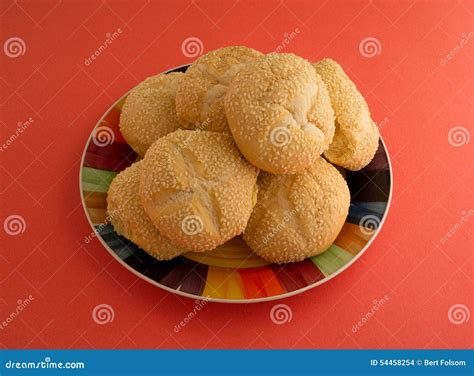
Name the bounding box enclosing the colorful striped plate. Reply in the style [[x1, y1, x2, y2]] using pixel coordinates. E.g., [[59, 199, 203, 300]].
[[79, 65, 392, 303]]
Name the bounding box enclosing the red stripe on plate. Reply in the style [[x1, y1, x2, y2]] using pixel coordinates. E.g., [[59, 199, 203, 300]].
[[238, 267, 285, 299], [102, 107, 122, 130], [85, 143, 136, 172], [271, 259, 325, 292]]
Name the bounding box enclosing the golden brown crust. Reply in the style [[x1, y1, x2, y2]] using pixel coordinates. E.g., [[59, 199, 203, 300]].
[[313, 59, 379, 170], [139, 130, 259, 252], [243, 157, 350, 264], [225, 53, 335, 174], [106, 162, 184, 260], [175, 46, 263, 134], [120, 72, 183, 157]]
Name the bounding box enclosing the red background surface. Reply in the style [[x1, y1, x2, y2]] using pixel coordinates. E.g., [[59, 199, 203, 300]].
[[1, 0, 472, 349]]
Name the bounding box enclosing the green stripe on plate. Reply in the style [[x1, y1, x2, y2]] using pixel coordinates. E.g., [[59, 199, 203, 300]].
[[310, 244, 354, 276], [81, 167, 117, 192]]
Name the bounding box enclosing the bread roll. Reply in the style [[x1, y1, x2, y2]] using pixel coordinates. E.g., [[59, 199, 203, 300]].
[[176, 46, 263, 133], [225, 53, 335, 174], [139, 130, 259, 252], [313, 59, 379, 170], [120, 72, 183, 157], [243, 157, 350, 264], [107, 162, 184, 260]]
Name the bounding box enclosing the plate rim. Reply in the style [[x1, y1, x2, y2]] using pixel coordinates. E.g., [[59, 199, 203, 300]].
[[79, 64, 393, 304]]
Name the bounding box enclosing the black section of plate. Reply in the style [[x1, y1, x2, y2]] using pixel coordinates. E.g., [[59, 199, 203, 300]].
[[346, 169, 391, 202]]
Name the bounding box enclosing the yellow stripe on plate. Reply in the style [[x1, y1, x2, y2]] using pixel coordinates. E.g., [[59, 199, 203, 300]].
[[183, 236, 270, 268], [202, 267, 244, 300]]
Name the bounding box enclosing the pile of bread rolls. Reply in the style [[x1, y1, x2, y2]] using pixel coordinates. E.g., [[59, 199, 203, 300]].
[[107, 46, 379, 264]]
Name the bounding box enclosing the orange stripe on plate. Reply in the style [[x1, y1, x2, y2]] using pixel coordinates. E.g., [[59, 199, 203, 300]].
[[87, 208, 107, 224], [334, 222, 372, 255], [84, 191, 107, 209]]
